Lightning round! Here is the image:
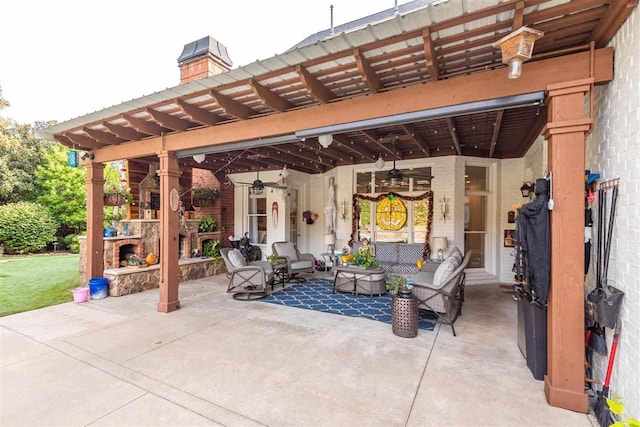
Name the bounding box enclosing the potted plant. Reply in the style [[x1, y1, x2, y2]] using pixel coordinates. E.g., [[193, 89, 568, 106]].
[[192, 187, 220, 208], [198, 215, 217, 233], [104, 184, 132, 207], [202, 240, 221, 258], [352, 247, 379, 269], [386, 274, 413, 296]]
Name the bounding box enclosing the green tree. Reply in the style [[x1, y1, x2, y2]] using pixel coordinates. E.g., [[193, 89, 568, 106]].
[[0, 87, 51, 204], [0, 202, 58, 253], [36, 144, 87, 232]]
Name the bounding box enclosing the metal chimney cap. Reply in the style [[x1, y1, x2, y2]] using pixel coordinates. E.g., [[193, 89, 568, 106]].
[[178, 36, 232, 68]]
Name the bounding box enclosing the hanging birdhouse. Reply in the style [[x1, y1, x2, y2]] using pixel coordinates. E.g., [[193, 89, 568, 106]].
[[492, 27, 544, 79]]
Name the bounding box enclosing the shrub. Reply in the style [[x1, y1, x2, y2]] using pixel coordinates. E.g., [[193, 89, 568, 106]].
[[202, 240, 221, 258], [198, 215, 217, 233], [0, 202, 58, 253], [63, 234, 80, 253]]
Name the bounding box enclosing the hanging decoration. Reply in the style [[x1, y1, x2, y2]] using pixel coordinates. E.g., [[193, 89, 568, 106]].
[[350, 191, 433, 258], [376, 195, 407, 231], [272, 202, 279, 229], [68, 149, 79, 168]]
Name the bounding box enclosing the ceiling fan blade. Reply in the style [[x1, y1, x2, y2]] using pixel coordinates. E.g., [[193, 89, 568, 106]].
[[235, 181, 255, 185], [263, 182, 287, 189], [402, 170, 434, 180]]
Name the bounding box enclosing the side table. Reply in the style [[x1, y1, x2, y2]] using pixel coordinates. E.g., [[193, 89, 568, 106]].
[[272, 262, 289, 289], [320, 253, 339, 272]]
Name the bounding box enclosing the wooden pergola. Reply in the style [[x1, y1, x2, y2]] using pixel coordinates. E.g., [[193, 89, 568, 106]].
[[42, 0, 636, 414]]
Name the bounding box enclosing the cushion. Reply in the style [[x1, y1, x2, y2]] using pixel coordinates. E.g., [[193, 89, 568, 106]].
[[432, 258, 458, 289], [274, 242, 298, 261], [291, 260, 313, 270], [376, 243, 398, 263], [398, 244, 424, 263], [228, 249, 247, 268], [448, 247, 463, 266], [389, 264, 420, 275]]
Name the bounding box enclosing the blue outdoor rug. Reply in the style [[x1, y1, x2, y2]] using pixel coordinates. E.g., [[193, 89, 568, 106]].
[[261, 278, 437, 331]]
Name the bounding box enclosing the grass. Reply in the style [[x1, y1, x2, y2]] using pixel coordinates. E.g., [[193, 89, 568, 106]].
[[0, 254, 80, 317]]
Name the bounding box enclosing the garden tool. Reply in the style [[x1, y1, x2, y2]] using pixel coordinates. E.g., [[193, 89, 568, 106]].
[[587, 188, 607, 355], [593, 323, 621, 427]]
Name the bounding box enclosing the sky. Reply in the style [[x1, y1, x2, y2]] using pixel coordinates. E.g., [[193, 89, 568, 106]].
[[1, 0, 402, 125]]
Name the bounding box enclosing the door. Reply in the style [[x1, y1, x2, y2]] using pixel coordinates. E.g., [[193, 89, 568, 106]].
[[464, 165, 489, 269], [289, 188, 299, 246]]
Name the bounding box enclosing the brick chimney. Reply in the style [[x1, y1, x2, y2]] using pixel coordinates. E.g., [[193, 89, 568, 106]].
[[178, 36, 232, 84]]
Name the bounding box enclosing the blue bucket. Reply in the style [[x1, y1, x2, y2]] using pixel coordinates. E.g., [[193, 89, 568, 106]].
[[88, 278, 109, 300]]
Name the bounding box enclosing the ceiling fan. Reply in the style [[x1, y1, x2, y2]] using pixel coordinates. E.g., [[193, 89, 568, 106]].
[[385, 138, 433, 187], [235, 155, 287, 195]]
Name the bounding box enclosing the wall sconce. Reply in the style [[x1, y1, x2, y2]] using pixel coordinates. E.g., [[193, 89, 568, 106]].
[[492, 27, 544, 79], [439, 196, 448, 222], [520, 181, 535, 198], [341, 200, 348, 221], [318, 134, 333, 148]]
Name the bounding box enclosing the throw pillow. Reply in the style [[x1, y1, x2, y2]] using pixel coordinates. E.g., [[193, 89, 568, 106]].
[[448, 247, 463, 266], [432, 258, 457, 289], [228, 249, 247, 268]]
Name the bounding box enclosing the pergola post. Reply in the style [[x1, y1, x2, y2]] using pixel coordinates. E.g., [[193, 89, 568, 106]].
[[85, 162, 105, 283], [543, 79, 592, 413], [156, 150, 181, 313]]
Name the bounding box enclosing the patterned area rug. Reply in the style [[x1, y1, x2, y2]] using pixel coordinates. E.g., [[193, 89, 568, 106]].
[[261, 278, 437, 331]]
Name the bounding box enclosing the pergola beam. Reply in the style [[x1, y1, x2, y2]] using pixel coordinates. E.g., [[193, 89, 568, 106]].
[[122, 114, 167, 136], [513, 1, 525, 29], [294, 141, 353, 163], [176, 98, 218, 126], [209, 89, 254, 120], [255, 148, 326, 173], [422, 28, 440, 81], [146, 108, 192, 132], [400, 124, 431, 157], [297, 65, 335, 104], [591, 0, 638, 48], [250, 79, 293, 112], [332, 135, 377, 161], [62, 132, 102, 150], [354, 49, 381, 93], [445, 117, 462, 155], [102, 122, 148, 140], [83, 127, 126, 146], [489, 110, 504, 158]]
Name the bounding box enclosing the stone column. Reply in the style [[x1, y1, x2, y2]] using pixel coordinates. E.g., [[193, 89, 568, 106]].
[[85, 162, 105, 284], [157, 151, 181, 313], [543, 79, 592, 413]]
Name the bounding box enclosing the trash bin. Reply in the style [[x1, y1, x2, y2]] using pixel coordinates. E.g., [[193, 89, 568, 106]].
[[522, 300, 547, 381], [88, 278, 109, 300]]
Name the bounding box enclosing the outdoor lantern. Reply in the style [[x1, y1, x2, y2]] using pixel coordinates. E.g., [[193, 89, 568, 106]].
[[375, 155, 385, 169], [492, 27, 544, 79], [318, 134, 333, 148], [192, 153, 205, 163], [520, 181, 535, 198]]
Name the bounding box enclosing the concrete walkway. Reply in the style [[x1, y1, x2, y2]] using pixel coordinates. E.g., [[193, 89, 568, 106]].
[[1, 274, 591, 427]]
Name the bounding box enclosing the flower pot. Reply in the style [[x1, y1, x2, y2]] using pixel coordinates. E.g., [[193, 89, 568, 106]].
[[72, 287, 89, 303], [104, 193, 126, 206]]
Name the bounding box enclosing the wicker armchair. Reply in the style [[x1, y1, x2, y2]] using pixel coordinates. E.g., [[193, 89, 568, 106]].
[[221, 248, 274, 300], [411, 251, 471, 336]]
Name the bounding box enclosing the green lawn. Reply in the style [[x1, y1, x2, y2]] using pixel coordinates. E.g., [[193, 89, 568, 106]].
[[0, 255, 80, 317]]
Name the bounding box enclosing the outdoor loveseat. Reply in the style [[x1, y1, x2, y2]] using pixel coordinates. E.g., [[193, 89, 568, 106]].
[[351, 241, 425, 274]]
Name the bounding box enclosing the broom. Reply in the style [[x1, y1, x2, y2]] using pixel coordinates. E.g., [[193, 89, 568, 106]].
[[593, 323, 621, 427]]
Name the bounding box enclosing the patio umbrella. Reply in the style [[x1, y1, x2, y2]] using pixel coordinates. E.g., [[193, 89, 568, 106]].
[[324, 183, 337, 233]]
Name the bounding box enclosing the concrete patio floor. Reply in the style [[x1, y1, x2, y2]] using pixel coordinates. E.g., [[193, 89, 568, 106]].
[[1, 273, 592, 427]]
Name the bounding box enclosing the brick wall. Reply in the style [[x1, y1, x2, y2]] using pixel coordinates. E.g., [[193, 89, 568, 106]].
[[191, 168, 234, 247], [586, 7, 639, 419]]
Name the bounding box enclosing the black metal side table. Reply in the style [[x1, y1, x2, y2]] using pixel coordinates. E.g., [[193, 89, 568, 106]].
[[391, 290, 419, 338]]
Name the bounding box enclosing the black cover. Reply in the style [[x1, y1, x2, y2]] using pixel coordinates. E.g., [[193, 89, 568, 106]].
[[515, 178, 551, 305]]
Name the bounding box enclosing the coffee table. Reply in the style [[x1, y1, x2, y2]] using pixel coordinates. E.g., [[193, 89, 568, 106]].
[[333, 265, 387, 296]]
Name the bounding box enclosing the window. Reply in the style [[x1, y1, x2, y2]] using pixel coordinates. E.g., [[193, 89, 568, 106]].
[[247, 196, 267, 244], [355, 168, 432, 243]]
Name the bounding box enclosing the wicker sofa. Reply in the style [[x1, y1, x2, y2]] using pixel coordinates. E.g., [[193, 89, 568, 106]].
[[351, 241, 425, 274]]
